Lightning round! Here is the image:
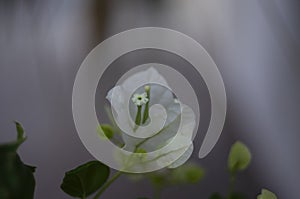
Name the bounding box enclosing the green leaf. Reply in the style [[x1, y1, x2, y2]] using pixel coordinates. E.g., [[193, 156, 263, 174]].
[[97, 124, 114, 140], [0, 122, 26, 153], [0, 154, 36, 199], [229, 192, 248, 199], [14, 121, 25, 141], [257, 189, 277, 199], [145, 163, 204, 189], [60, 160, 110, 198], [169, 163, 204, 185], [209, 193, 223, 199], [147, 171, 168, 188], [0, 122, 36, 199], [228, 141, 251, 173]]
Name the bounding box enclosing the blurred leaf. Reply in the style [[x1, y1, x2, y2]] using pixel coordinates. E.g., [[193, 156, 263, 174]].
[[0, 154, 36, 199], [257, 189, 277, 199], [147, 171, 169, 188], [25, 165, 36, 173], [169, 163, 204, 185], [126, 173, 145, 182], [135, 148, 148, 161], [228, 141, 251, 173], [61, 161, 110, 198], [136, 198, 150, 199], [97, 124, 114, 140], [0, 122, 26, 153], [144, 162, 204, 189], [209, 193, 223, 199], [136, 148, 147, 154], [0, 122, 36, 199], [229, 192, 248, 199], [15, 121, 25, 140]]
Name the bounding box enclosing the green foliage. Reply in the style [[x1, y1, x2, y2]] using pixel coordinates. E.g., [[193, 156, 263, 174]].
[[257, 189, 277, 199], [228, 192, 248, 199], [0, 122, 36, 199], [0, 122, 26, 152], [60, 161, 110, 199], [169, 163, 204, 185], [147, 171, 169, 188], [135, 148, 148, 161], [132, 164, 203, 199], [228, 141, 251, 173], [136, 148, 147, 154], [1, 120, 278, 199], [131, 162, 204, 189], [209, 193, 223, 199], [97, 124, 114, 140], [209, 192, 248, 199]]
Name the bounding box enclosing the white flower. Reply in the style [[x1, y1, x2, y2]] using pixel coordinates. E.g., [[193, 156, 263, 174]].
[[131, 92, 149, 106], [106, 67, 195, 171]]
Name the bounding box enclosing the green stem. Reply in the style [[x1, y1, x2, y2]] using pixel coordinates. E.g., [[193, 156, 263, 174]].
[[135, 106, 142, 126], [93, 171, 123, 199], [142, 86, 150, 124], [142, 101, 149, 124], [227, 172, 236, 199]]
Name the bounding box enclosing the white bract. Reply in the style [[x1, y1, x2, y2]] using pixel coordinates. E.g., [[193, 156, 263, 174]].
[[106, 67, 195, 170]]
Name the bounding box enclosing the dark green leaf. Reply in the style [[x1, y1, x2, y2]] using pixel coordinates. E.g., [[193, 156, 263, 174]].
[[209, 193, 223, 199], [228, 141, 251, 173], [25, 165, 36, 173], [0, 122, 36, 199], [0, 154, 36, 199], [14, 121, 24, 141], [0, 122, 26, 153], [61, 161, 110, 198]]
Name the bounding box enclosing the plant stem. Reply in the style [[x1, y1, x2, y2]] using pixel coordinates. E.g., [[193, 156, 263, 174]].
[[134, 105, 142, 132], [93, 171, 123, 199], [142, 86, 150, 124], [135, 105, 142, 125], [227, 172, 236, 199]]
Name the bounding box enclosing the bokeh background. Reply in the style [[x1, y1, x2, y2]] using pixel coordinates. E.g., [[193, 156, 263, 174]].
[[1, 0, 300, 198]]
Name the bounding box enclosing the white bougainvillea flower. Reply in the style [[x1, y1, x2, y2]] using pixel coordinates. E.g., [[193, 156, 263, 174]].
[[106, 67, 195, 170]]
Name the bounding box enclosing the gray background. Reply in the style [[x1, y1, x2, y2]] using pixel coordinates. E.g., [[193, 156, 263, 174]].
[[1, 0, 300, 198]]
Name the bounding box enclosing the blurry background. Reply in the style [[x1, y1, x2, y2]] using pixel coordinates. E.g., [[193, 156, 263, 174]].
[[1, 0, 300, 198]]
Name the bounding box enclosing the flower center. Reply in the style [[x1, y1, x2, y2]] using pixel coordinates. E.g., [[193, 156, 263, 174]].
[[131, 92, 148, 106], [132, 85, 151, 128]]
